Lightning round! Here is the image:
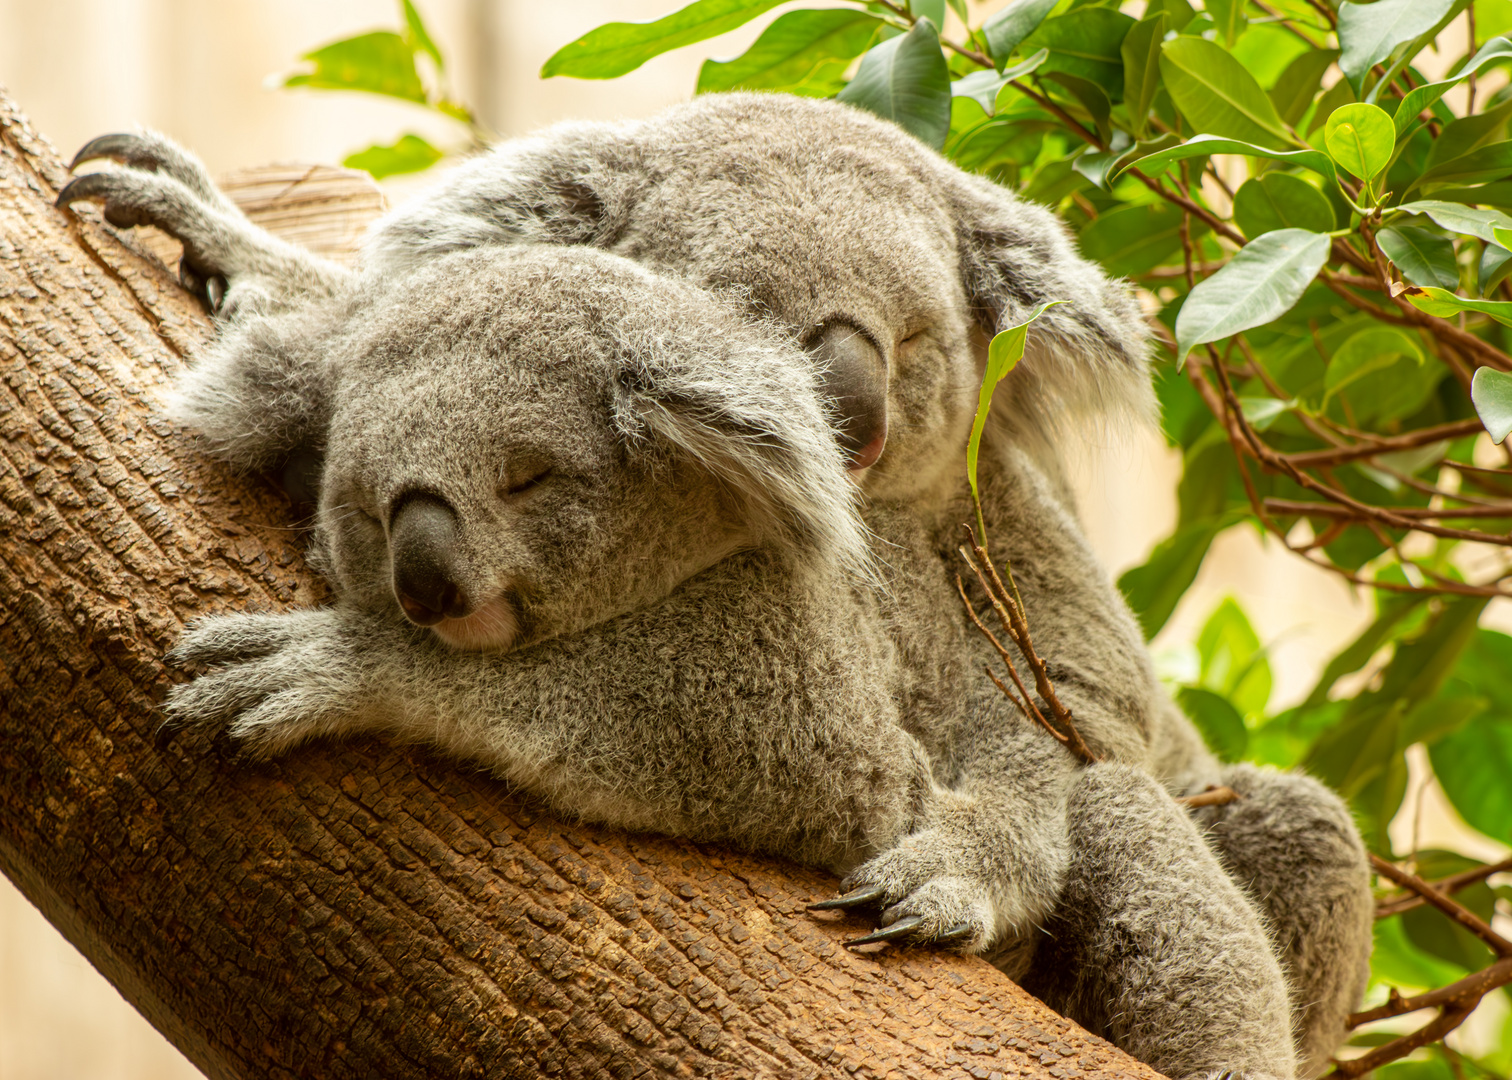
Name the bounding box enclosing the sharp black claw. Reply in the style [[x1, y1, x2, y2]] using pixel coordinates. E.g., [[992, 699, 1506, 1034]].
[[54, 172, 111, 211], [935, 922, 974, 943], [70, 133, 144, 172], [844, 914, 926, 947], [809, 884, 888, 911], [205, 274, 227, 313]]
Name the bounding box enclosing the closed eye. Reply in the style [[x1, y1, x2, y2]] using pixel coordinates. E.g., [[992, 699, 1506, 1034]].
[[501, 468, 553, 497]]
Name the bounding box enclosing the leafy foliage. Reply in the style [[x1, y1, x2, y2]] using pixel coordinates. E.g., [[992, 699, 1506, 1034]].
[[538, 0, 1512, 1072]]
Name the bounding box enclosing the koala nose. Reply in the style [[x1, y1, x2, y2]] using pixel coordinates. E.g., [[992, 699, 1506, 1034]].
[[809, 321, 888, 470], [389, 493, 472, 625]]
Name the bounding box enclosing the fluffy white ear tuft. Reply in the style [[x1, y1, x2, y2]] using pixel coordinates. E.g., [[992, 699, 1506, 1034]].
[[613, 323, 875, 582]]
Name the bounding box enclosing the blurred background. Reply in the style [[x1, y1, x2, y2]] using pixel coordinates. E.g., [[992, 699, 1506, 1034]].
[[0, 1, 1506, 1076]]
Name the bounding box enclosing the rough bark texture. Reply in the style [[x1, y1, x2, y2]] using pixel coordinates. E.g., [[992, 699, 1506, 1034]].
[[0, 88, 1163, 1080]]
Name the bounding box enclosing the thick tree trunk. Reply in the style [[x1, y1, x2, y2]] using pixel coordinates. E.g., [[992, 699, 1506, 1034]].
[[0, 88, 1160, 1080]]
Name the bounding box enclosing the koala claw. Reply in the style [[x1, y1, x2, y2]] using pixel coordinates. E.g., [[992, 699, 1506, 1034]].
[[70, 132, 149, 172], [934, 922, 975, 943], [55, 172, 121, 216], [844, 914, 926, 947], [809, 884, 888, 911]]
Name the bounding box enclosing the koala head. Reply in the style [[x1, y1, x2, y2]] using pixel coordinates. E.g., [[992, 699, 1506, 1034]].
[[366, 94, 1153, 507], [188, 245, 869, 652]]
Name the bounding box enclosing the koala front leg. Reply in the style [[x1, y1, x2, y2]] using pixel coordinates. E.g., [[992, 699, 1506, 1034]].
[[1198, 764, 1374, 1077], [58, 132, 350, 316], [1023, 764, 1298, 1080]]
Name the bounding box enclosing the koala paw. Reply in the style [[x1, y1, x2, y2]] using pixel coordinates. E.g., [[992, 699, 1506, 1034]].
[[810, 828, 1001, 953], [164, 608, 371, 758]]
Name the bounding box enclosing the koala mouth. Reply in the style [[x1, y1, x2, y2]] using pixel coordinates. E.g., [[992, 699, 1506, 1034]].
[[426, 594, 521, 652]]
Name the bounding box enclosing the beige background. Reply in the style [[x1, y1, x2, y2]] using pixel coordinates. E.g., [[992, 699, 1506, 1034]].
[[0, 2, 1506, 1076]]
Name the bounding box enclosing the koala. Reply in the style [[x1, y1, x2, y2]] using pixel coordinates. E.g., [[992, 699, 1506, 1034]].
[[58, 104, 1370, 1080]]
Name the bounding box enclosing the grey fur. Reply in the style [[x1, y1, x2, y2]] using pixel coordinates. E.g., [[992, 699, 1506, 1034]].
[[62, 97, 1372, 1080]]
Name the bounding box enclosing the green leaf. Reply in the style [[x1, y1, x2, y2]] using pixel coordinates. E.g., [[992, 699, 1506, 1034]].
[[1321, 325, 1438, 424], [1392, 199, 1512, 243], [1175, 229, 1331, 366], [1177, 686, 1250, 762], [1306, 73, 1358, 137], [1079, 201, 1209, 276], [697, 9, 886, 95], [1233, 172, 1335, 238], [1301, 593, 1428, 709], [966, 300, 1066, 514], [1425, 98, 1512, 172], [982, 0, 1061, 66], [1045, 72, 1113, 144], [1471, 366, 1512, 443], [1430, 717, 1512, 842], [283, 31, 427, 104], [1413, 139, 1512, 192], [1024, 8, 1135, 98], [1393, 37, 1512, 137], [1480, 243, 1512, 296], [342, 133, 444, 179], [1159, 36, 1292, 149], [950, 50, 1049, 114], [1376, 226, 1460, 290], [1238, 395, 1291, 430], [542, 0, 783, 79], [1149, 0, 1198, 32], [910, 0, 947, 28], [1400, 284, 1512, 327], [1117, 133, 1337, 183], [1324, 102, 1395, 184], [1205, 0, 1247, 47], [1324, 325, 1424, 403], [1337, 0, 1460, 95], [402, 0, 443, 70], [837, 19, 953, 149], [1231, 23, 1309, 88], [1425, 180, 1512, 208], [1118, 513, 1243, 638], [1269, 48, 1340, 128], [1196, 596, 1272, 716], [1121, 14, 1167, 138]]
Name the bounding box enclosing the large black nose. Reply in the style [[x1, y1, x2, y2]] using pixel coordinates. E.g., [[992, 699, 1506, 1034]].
[[389, 493, 472, 625]]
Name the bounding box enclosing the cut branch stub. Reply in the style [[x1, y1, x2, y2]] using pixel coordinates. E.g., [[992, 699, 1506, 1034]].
[[0, 89, 1161, 1079]]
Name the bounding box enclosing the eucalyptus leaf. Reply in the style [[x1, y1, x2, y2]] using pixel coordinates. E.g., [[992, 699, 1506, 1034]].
[[1177, 686, 1250, 761], [1400, 284, 1512, 326], [1196, 597, 1272, 717], [1045, 72, 1113, 144], [910, 0, 946, 29], [837, 19, 953, 150], [1376, 226, 1460, 289], [1393, 200, 1512, 243], [1080, 201, 1209, 275], [982, 0, 1061, 67], [1471, 365, 1512, 443], [1117, 133, 1337, 183], [1394, 36, 1512, 136], [1175, 229, 1332, 366], [1337, 0, 1460, 94], [1324, 102, 1395, 183], [1160, 36, 1292, 148], [1205, 0, 1248, 48], [1480, 243, 1512, 295], [1426, 98, 1512, 172], [1412, 139, 1512, 191], [951, 50, 1049, 114], [1323, 326, 1431, 424], [542, 0, 783, 79], [1238, 395, 1292, 430], [1429, 716, 1512, 842], [1233, 172, 1335, 238], [1269, 49, 1341, 129], [1024, 8, 1135, 98], [1121, 14, 1167, 138], [402, 0, 443, 70], [284, 31, 426, 103], [697, 9, 885, 95], [343, 133, 443, 179], [1118, 513, 1244, 638]]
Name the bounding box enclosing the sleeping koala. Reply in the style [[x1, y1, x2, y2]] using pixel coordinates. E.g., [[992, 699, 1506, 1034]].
[[59, 110, 1362, 1080]]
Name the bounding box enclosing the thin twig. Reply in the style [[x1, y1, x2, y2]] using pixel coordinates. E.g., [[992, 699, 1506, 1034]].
[[1377, 856, 1512, 918], [1176, 786, 1240, 809], [1370, 854, 1512, 957]]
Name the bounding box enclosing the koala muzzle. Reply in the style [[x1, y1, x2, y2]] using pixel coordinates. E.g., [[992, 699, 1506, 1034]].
[[809, 321, 888, 471], [390, 493, 472, 625]]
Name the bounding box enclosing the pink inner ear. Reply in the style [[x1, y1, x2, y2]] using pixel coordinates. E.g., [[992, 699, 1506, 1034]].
[[848, 427, 887, 472]]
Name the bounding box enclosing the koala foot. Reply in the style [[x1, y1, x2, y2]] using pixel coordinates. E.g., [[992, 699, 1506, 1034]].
[[70, 131, 229, 211], [164, 608, 386, 758], [810, 827, 1009, 952]]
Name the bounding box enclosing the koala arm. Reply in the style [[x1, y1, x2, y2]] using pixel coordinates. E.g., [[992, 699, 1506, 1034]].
[[166, 552, 937, 873], [59, 132, 351, 316]]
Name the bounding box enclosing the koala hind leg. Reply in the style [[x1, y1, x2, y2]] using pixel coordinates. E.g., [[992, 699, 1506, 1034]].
[[1022, 763, 1297, 1080], [1198, 764, 1374, 1077]]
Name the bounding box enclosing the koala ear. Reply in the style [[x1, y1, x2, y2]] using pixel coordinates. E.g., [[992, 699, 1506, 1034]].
[[949, 172, 1154, 444], [612, 333, 874, 579], [169, 299, 339, 498]]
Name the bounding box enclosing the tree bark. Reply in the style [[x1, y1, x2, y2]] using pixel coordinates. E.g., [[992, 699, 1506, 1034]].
[[0, 88, 1161, 1080]]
